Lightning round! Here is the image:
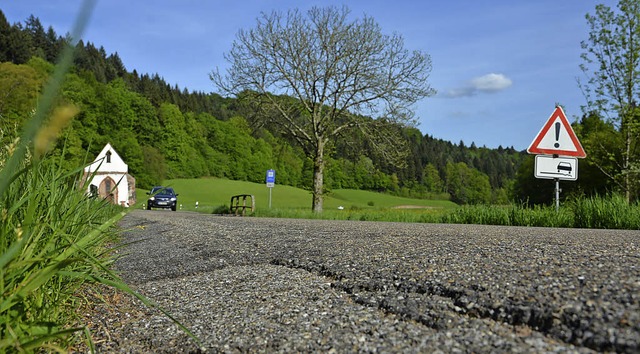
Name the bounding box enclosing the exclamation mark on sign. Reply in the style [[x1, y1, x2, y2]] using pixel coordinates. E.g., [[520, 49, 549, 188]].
[[554, 122, 560, 148]]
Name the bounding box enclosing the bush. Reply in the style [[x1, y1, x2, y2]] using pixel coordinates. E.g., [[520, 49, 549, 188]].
[[212, 204, 230, 214]]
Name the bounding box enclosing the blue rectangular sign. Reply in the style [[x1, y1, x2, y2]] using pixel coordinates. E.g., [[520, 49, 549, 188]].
[[266, 169, 276, 184]]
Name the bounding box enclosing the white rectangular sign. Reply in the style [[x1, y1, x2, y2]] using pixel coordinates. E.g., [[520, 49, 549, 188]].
[[535, 155, 578, 181]]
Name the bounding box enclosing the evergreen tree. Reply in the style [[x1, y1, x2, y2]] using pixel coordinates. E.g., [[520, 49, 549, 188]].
[[24, 15, 47, 59], [0, 10, 11, 62]]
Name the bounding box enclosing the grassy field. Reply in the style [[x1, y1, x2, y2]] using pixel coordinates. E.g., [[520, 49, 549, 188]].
[[135, 178, 640, 229], [136, 178, 458, 213]]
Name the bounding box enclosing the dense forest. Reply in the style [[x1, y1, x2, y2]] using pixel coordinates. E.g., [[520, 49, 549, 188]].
[[1, 11, 617, 205]]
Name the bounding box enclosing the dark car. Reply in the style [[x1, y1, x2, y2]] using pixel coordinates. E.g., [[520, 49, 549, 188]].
[[146, 186, 178, 211]]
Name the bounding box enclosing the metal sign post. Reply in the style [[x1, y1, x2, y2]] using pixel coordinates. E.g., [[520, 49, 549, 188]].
[[266, 169, 275, 208], [554, 178, 560, 212]]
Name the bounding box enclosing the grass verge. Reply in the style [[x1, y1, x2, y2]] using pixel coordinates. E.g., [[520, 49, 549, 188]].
[[246, 195, 638, 229]]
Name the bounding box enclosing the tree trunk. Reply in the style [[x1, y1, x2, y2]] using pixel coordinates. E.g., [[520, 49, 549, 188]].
[[312, 140, 325, 213], [625, 127, 631, 203]]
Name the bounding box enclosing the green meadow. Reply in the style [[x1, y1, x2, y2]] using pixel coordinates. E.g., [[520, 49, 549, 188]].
[[136, 178, 640, 229], [136, 177, 458, 213]]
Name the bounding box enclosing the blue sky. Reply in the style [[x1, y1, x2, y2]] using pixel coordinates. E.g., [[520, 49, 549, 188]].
[[2, 0, 617, 150]]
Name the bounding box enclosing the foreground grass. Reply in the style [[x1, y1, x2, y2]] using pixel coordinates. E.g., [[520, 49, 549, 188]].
[[0, 148, 126, 351], [1, 149, 199, 353]]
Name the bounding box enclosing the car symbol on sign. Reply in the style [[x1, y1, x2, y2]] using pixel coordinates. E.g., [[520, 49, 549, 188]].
[[557, 162, 572, 174]]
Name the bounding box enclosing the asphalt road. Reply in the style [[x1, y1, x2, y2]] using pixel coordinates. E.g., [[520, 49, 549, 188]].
[[96, 210, 639, 353]]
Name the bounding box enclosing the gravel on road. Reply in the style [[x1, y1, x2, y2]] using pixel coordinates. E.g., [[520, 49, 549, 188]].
[[86, 210, 639, 353]]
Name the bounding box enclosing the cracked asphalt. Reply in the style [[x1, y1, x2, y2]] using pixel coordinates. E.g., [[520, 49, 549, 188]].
[[91, 210, 639, 353]]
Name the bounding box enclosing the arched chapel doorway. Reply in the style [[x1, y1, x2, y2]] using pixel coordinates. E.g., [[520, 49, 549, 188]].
[[99, 177, 117, 204]]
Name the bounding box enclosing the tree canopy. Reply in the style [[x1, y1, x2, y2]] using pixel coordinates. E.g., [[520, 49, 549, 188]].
[[212, 6, 435, 212], [580, 0, 640, 201]]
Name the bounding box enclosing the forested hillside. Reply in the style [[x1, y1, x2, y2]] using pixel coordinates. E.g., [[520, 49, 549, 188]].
[[1, 11, 528, 204]]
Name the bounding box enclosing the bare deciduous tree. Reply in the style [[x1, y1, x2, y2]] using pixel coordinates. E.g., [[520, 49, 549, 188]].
[[211, 6, 435, 212]]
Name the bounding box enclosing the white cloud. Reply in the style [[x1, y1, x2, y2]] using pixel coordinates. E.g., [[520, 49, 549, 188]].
[[441, 73, 513, 98], [471, 73, 513, 92]]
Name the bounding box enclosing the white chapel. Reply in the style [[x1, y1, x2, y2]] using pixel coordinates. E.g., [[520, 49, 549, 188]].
[[83, 143, 136, 207]]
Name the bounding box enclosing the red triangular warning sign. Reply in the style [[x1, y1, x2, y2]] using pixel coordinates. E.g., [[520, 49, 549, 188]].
[[527, 106, 586, 158]]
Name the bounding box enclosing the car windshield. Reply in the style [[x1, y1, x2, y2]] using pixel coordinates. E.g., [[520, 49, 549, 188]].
[[152, 187, 175, 196]]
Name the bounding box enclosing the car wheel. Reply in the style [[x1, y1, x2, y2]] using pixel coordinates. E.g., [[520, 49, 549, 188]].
[[146, 204, 151, 210], [171, 206, 176, 211]]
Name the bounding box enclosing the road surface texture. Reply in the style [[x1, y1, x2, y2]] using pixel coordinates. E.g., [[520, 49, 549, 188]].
[[90, 210, 639, 353]]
